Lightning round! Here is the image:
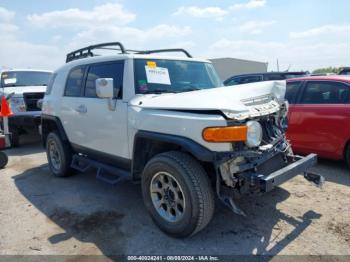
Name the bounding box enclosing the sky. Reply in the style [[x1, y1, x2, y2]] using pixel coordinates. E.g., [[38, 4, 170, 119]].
[[0, 0, 350, 72]]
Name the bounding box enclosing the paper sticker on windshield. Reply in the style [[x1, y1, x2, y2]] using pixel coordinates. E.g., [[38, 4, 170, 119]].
[[147, 61, 157, 68], [4, 78, 16, 84], [138, 80, 148, 92], [145, 66, 171, 85]]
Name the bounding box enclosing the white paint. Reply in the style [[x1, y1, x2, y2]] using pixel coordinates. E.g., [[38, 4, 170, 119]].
[[44, 53, 287, 158], [131, 80, 286, 120]]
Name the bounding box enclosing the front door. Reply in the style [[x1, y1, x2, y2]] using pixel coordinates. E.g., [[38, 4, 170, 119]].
[[288, 80, 350, 159]]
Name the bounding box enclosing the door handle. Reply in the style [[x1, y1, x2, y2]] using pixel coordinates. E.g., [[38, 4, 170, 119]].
[[75, 104, 87, 114]]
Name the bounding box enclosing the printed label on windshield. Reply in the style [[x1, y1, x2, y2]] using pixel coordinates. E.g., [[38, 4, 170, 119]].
[[145, 66, 171, 85], [4, 78, 16, 84]]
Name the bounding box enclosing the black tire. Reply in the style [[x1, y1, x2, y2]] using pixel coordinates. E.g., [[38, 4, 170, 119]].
[[0, 151, 8, 169], [46, 132, 75, 177], [346, 144, 350, 169], [142, 151, 215, 238]]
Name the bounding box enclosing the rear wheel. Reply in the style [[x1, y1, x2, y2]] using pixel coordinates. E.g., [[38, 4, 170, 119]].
[[46, 132, 75, 177], [142, 151, 215, 238]]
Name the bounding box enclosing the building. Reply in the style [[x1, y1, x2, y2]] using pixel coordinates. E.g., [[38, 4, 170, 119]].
[[209, 57, 268, 81]]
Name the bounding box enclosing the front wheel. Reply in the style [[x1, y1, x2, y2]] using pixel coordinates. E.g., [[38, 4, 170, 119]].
[[142, 151, 215, 238]]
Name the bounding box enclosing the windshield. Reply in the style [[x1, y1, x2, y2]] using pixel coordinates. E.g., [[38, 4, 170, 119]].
[[340, 70, 350, 75], [1, 71, 52, 88], [284, 74, 308, 79], [134, 59, 223, 94]]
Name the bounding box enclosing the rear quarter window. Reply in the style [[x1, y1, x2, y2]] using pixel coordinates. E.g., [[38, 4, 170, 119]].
[[64, 66, 86, 97]]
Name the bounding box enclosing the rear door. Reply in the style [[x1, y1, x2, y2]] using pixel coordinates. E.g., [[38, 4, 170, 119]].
[[287, 80, 350, 159]]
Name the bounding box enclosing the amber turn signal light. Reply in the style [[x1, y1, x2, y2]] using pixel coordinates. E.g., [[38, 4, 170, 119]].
[[202, 126, 248, 142]]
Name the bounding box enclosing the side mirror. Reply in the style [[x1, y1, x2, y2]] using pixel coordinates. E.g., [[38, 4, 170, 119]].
[[96, 78, 114, 98]]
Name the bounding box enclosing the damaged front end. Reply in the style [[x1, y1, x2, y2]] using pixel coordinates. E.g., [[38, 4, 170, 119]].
[[215, 100, 324, 216]]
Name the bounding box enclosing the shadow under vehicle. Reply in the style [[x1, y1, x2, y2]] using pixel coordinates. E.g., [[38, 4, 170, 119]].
[[13, 157, 322, 256]]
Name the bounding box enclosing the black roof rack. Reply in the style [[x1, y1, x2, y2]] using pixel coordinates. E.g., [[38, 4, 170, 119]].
[[66, 42, 126, 63], [135, 49, 192, 58], [66, 42, 192, 63]]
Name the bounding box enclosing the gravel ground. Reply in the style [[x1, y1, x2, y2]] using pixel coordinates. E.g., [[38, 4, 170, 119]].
[[0, 135, 349, 258]]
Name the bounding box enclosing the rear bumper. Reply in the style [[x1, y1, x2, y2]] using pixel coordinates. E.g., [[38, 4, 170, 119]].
[[260, 153, 320, 192]]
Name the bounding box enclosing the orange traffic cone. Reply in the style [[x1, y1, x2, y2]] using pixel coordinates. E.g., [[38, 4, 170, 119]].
[[0, 96, 13, 117]]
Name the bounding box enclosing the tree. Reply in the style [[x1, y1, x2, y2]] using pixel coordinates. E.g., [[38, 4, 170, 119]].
[[312, 67, 340, 74]]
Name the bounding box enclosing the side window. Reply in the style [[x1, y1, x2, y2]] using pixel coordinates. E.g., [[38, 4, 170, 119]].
[[225, 77, 241, 86], [300, 81, 350, 104], [339, 70, 350, 75], [240, 75, 262, 84], [85, 62, 124, 98], [286, 81, 301, 104], [65, 66, 85, 97], [45, 73, 57, 95], [264, 74, 284, 81]]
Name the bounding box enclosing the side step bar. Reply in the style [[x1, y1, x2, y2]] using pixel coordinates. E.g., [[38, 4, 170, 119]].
[[71, 154, 130, 185]]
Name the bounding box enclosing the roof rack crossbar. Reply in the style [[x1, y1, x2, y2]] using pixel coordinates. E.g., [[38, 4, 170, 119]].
[[136, 49, 192, 58], [66, 42, 126, 63]]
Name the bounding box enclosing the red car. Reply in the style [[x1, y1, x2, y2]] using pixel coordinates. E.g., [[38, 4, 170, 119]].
[[286, 75, 350, 167]]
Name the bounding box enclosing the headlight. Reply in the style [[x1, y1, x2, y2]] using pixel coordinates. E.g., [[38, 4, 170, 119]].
[[245, 120, 262, 148], [10, 97, 26, 113]]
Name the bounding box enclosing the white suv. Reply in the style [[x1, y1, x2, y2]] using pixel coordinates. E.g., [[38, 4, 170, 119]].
[[0, 69, 52, 146], [42, 42, 323, 237]]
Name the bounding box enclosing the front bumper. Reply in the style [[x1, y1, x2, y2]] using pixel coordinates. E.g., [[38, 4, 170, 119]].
[[217, 140, 324, 194], [260, 153, 322, 192]]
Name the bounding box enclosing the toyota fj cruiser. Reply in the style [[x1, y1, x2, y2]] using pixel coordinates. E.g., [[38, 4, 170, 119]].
[[42, 42, 324, 237], [0, 69, 52, 146]]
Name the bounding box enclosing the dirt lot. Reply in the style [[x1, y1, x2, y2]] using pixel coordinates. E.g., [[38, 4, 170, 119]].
[[0, 136, 349, 257]]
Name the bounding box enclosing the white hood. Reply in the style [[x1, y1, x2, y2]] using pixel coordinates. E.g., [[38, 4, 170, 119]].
[[1, 85, 47, 97], [130, 81, 286, 120]]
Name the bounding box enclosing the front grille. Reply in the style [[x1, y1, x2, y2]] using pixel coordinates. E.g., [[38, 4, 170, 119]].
[[23, 92, 44, 111]]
